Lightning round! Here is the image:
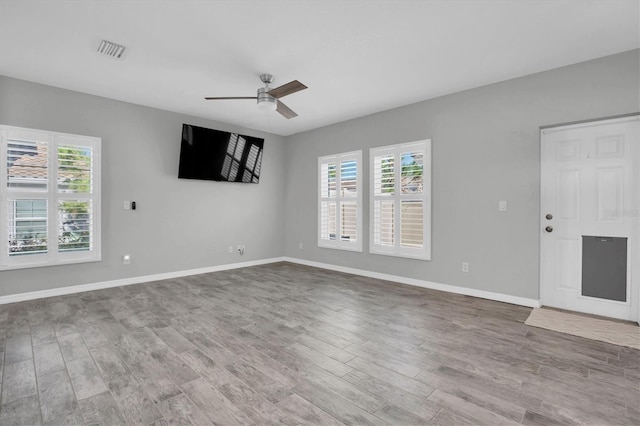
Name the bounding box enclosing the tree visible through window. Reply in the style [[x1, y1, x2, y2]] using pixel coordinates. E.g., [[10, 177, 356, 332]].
[[58, 146, 92, 252]]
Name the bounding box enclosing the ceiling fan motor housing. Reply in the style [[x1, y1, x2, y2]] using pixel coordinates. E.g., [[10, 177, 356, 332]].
[[257, 87, 277, 110]]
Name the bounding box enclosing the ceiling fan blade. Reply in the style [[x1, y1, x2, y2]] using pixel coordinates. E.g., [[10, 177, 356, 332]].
[[204, 96, 257, 100], [276, 100, 298, 119], [267, 80, 307, 99]]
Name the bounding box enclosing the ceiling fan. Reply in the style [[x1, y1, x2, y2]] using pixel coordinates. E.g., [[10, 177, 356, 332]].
[[205, 74, 307, 119]]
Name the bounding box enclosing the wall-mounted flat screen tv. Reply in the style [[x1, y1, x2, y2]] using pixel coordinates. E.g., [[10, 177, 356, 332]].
[[178, 124, 264, 183]]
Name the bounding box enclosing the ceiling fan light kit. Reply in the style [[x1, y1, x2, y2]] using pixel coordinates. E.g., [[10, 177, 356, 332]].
[[257, 88, 278, 111], [205, 73, 307, 119]]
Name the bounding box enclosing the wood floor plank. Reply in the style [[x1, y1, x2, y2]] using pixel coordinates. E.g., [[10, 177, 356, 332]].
[[127, 356, 182, 404], [88, 345, 129, 382], [294, 364, 386, 414], [0, 263, 636, 425], [294, 334, 356, 363], [181, 377, 253, 425], [224, 357, 294, 403], [79, 391, 126, 426], [33, 342, 65, 377], [106, 374, 162, 425], [38, 369, 77, 424], [66, 357, 108, 401], [43, 408, 85, 426], [30, 323, 57, 347], [346, 356, 434, 398], [5, 334, 33, 364], [179, 348, 237, 385], [216, 376, 299, 426], [292, 379, 386, 426], [276, 393, 345, 426], [342, 369, 440, 421], [374, 404, 431, 425], [156, 393, 212, 426], [285, 342, 353, 377], [149, 349, 200, 385], [2, 359, 37, 404], [427, 389, 521, 425], [58, 332, 91, 362], [75, 321, 111, 351], [235, 349, 301, 388], [295, 325, 354, 349], [343, 342, 423, 378], [0, 395, 42, 425], [151, 326, 196, 354]]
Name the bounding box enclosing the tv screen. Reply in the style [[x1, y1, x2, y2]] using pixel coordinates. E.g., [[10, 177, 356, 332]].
[[178, 124, 264, 183]]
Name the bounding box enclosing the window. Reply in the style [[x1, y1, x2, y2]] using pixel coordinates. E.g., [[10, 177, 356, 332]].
[[370, 140, 431, 260], [318, 151, 362, 252], [0, 125, 101, 270]]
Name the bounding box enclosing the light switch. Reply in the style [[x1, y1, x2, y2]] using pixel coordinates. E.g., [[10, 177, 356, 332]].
[[499, 201, 507, 212]]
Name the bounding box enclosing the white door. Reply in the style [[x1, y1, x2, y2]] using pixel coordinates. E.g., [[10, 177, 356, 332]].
[[540, 116, 639, 321]]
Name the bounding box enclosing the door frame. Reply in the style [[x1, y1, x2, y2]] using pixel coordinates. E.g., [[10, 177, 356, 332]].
[[539, 113, 640, 323]]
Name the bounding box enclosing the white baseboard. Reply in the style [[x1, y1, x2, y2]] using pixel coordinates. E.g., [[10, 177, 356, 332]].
[[0, 257, 286, 305], [0, 255, 540, 309], [283, 256, 541, 308]]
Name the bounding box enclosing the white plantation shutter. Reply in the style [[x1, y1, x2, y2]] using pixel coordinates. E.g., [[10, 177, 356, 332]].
[[0, 125, 101, 270], [7, 140, 48, 191], [318, 151, 362, 251], [7, 199, 48, 255], [370, 140, 431, 260]]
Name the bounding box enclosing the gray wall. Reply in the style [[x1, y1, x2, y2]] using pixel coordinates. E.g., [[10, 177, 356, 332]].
[[283, 50, 640, 300], [0, 76, 286, 297], [1, 50, 638, 301]]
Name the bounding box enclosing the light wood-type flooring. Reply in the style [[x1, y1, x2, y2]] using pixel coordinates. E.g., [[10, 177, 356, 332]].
[[0, 262, 638, 425]]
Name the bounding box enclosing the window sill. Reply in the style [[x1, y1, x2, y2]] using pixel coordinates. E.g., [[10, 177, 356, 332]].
[[0, 255, 101, 272], [369, 248, 430, 261], [318, 242, 363, 253]]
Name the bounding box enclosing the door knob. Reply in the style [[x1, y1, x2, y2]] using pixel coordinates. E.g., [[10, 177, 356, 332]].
[[545, 214, 553, 220], [545, 226, 553, 233]]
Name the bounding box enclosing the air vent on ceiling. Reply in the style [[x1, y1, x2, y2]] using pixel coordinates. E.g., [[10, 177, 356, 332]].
[[97, 40, 126, 59]]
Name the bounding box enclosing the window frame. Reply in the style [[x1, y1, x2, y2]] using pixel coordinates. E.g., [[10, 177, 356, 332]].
[[370, 139, 431, 260], [318, 150, 363, 252], [0, 125, 101, 271]]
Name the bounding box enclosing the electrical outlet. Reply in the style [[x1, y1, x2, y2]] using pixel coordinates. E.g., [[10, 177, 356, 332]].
[[123, 201, 130, 210], [228, 246, 234, 253], [237, 245, 246, 255], [462, 262, 469, 273], [499, 201, 507, 211], [123, 254, 131, 265], [299, 242, 303, 250]]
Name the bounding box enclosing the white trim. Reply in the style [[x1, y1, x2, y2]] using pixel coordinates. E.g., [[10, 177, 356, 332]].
[[541, 114, 639, 134], [283, 256, 541, 308], [0, 257, 285, 305]]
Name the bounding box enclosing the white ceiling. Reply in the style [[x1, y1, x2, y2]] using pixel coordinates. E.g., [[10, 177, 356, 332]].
[[1, 1, 638, 136]]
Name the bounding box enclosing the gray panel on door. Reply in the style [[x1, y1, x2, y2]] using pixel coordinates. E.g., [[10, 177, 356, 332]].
[[581, 236, 627, 302]]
